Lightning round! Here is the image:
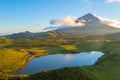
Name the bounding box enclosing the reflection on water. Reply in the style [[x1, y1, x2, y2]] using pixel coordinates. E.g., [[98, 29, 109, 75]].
[[16, 51, 104, 74]]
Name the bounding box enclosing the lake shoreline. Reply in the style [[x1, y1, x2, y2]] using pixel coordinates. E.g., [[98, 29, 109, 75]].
[[16, 51, 104, 74]]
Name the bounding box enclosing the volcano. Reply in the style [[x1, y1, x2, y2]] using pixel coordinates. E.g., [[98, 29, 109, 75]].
[[56, 13, 120, 35]]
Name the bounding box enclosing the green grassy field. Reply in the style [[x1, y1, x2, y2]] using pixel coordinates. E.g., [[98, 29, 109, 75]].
[[0, 36, 120, 80], [8, 41, 120, 80]]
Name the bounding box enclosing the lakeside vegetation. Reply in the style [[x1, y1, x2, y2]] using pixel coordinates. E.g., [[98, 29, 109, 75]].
[[7, 41, 120, 80], [0, 32, 120, 80], [0, 49, 28, 75]]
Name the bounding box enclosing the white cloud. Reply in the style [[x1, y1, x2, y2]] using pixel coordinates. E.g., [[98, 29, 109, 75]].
[[106, 0, 120, 3], [93, 14, 120, 28], [50, 15, 85, 27], [50, 14, 120, 28]]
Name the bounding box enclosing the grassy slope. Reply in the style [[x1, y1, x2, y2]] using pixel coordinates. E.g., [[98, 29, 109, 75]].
[[90, 43, 120, 80], [6, 41, 120, 80], [1, 35, 120, 80], [0, 49, 28, 78]]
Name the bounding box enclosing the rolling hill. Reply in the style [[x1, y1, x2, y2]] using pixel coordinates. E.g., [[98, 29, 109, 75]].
[[4, 13, 120, 39]]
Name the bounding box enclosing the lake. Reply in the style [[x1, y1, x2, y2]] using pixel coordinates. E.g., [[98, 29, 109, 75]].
[[16, 51, 104, 74]]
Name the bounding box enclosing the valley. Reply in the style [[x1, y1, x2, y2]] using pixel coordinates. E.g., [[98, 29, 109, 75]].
[[0, 34, 120, 80], [0, 13, 120, 80]]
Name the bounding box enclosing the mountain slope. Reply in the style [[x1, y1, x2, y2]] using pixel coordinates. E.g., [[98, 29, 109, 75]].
[[56, 23, 120, 35], [5, 31, 47, 39], [56, 13, 120, 35], [5, 13, 120, 39], [5, 31, 73, 39], [76, 13, 100, 23]]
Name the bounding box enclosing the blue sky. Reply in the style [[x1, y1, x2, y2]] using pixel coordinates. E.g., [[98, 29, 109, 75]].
[[0, 0, 120, 33]]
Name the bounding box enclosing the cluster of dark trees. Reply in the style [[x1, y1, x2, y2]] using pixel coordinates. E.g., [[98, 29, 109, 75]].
[[8, 67, 99, 80]]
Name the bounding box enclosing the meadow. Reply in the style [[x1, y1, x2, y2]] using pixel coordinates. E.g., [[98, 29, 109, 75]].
[[0, 36, 120, 80]]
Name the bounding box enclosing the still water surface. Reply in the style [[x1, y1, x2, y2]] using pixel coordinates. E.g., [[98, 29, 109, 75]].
[[16, 51, 104, 74]]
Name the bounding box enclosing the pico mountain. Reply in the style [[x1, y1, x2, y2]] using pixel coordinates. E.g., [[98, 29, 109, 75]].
[[56, 13, 120, 35], [5, 13, 120, 39]]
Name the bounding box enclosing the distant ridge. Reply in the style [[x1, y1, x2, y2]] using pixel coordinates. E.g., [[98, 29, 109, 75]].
[[5, 13, 120, 39]]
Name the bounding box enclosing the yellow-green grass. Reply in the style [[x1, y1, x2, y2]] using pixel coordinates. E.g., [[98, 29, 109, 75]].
[[0, 49, 28, 75], [60, 45, 78, 50], [7, 41, 120, 80]]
